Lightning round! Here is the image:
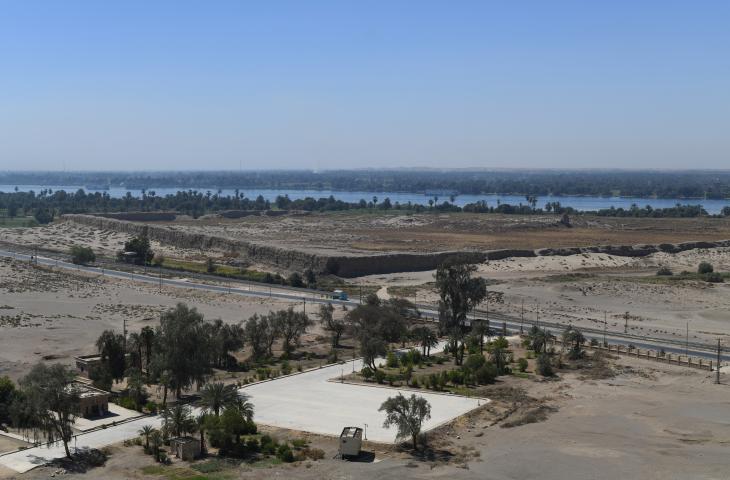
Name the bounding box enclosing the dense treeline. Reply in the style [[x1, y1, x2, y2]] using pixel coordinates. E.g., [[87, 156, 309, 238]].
[[0, 189, 725, 222], [3, 170, 730, 199]]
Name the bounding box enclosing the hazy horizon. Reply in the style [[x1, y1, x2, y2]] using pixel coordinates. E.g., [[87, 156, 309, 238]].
[[2, 1, 729, 171]]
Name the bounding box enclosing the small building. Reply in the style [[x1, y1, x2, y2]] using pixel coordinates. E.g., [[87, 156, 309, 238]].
[[74, 354, 103, 378], [170, 436, 201, 461], [71, 382, 110, 418], [338, 426, 362, 458]]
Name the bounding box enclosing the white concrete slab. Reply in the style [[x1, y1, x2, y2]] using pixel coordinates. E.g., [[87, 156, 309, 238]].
[[241, 353, 485, 443]]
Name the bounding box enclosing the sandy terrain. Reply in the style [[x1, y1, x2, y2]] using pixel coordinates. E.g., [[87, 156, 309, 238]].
[[8, 213, 730, 261], [0, 257, 295, 381], [153, 211, 730, 255]]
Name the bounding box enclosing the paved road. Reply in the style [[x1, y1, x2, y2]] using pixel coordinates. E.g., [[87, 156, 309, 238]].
[[0, 415, 162, 473], [1, 248, 726, 362]]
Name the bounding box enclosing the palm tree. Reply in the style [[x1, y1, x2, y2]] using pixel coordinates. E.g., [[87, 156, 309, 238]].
[[126, 368, 146, 409], [149, 430, 163, 462], [413, 327, 439, 357], [529, 326, 553, 354], [196, 414, 207, 454], [489, 345, 508, 374], [140, 326, 155, 371], [138, 425, 155, 450], [562, 326, 586, 359], [127, 332, 143, 370], [200, 382, 238, 417], [232, 392, 255, 422], [162, 404, 195, 438]]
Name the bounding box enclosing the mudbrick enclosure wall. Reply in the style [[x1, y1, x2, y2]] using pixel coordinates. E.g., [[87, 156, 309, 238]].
[[63, 214, 730, 277]]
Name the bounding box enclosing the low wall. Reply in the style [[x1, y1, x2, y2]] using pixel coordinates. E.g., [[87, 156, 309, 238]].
[[62, 214, 730, 277]]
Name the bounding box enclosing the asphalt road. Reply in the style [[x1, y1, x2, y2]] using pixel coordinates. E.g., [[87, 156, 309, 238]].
[[0, 248, 726, 363]]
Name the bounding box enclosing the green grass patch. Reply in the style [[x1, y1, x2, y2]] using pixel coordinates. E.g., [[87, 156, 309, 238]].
[[0, 216, 38, 228], [542, 273, 596, 283], [620, 271, 730, 284], [141, 464, 235, 480], [160, 258, 275, 283]]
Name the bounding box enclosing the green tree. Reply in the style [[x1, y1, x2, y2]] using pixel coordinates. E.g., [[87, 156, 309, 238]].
[[139, 424, 155, 451], [200, 382, 238, 417], [537, 353, 554, 377], [119, 235, 154, 265], [14, 364, 80, 458], [0, 376, 16, 426], [435, 261, 487, 365], [162, 404, 196, 438], [96, 330, 126, 383], [562, 326, 586, 360], [150, 429, 164, 462], [126, 367, 147, 410], [243, 313, 280, 361], [287, 272, 303, 287], [319, 303, 345, 349], [69, 245, 96, 265], [273, 308, 311, 358], [379, 393, 432, 449], [155, 303, 211, 398], [140, 326, 155, 372], [412, 326, 439, 357], [698, 262, 714, 274]]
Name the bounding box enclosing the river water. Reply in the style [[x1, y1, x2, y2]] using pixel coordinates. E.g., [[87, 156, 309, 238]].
[[1, 185, 728, 214]]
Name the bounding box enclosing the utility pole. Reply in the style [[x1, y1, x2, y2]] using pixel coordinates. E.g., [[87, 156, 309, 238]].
[[159, 265, 162, 293], [603, 311, 607, 347], [716, 339, 721, 385], [303, 297, 306, 315], [123, 317, 127, 355], [520, 299, 524, 334], [624, 311, 629, 334], [686, 322, 689, 357]]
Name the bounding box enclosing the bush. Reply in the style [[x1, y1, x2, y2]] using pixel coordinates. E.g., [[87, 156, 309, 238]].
[[277, 444, 295, 462], [145, 401, 158, 414], [360, 366, 374, 380], [306, 448, 325, 460], [464, 353, 486, 372], [537, 353, 553, 377], [117, 396, 137, 411], [517, 357, 528, 372], [698, 262, 714, 274], [705, 272, 724, 283], [656, 266, 673, 276], [475, 363, 498, 384], [373, 369, 386, 384], [70, 245, 96, 265], [386, 351, 399, 368]]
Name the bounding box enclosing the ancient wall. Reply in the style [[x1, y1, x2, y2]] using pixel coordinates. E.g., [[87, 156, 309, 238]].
[[62, 214, 730, 277]]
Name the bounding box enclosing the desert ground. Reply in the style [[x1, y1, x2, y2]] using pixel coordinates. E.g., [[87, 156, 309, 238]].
[[0, 257, 299, 381], [1, 213, 730, 479], [6, 212, 730, 260]]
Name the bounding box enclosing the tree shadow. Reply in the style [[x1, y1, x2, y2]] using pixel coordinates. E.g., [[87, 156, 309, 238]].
[[344, 450, 376, 463]]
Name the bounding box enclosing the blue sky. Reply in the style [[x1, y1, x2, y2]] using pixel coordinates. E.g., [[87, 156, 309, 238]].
[[1, 1, 728, 171]]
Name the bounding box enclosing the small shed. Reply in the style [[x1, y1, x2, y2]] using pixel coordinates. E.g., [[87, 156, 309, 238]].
[[74, 354, 102, 378], [338, 427, 362, 458], [170, 436, 201, 461]]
